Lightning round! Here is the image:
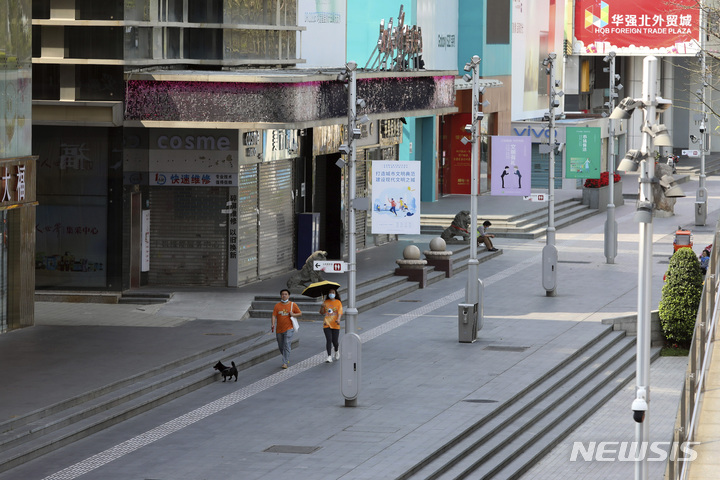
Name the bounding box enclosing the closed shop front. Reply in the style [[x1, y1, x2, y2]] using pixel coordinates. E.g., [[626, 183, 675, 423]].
[[258, 160, 295, 278], [149, 187, 228, 286]]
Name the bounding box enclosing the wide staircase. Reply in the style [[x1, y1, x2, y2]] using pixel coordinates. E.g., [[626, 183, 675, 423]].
[[396, 327, 659, 480], [420, 197, 600, 239]]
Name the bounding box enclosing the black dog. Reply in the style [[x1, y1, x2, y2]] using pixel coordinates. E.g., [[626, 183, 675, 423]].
[[213, 361, 238, 382]]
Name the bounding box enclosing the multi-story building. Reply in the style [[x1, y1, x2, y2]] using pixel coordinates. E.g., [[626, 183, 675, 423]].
[[1, 0, 37, 332], [30, 0, 456, 298]]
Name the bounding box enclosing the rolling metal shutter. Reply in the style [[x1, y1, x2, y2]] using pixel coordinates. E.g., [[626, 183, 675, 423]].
[[258, 160, 294, 278], [149, 187, 227, 286], [344, 158, 367, 257], [237, 164, 259, 283]]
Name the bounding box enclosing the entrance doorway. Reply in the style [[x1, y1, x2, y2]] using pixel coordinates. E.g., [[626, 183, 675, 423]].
[[313, 154, 342, 260]]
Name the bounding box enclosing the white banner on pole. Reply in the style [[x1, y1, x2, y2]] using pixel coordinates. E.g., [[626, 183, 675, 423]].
[[371, 161, 421, 234]]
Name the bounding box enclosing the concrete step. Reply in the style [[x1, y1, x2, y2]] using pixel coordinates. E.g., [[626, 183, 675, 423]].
[[421, 199, 598, 239], [0, 332, 296, 474], [397, 327, 655, 480]]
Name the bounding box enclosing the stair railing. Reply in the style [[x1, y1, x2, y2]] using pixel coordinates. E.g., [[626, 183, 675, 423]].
[[666, 222, 720, 479]]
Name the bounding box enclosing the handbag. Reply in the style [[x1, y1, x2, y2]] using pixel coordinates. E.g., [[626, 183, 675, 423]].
[[290, 302, 299, 332]]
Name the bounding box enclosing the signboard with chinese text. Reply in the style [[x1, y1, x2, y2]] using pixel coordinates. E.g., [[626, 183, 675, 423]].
[[565, 127, 601, 179], [371, 161, 420, 234], [490, 136, 532, 196], [573, 0, 700, 55], [0, 156, 35, 209], [149, 173, 237, 187]]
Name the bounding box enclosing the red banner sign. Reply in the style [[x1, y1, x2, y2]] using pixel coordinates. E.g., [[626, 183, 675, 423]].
[[573, 0, 700, 55]]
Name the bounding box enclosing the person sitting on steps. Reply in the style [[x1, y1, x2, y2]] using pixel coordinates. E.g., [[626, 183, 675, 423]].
[[477, 220, 498, 252]]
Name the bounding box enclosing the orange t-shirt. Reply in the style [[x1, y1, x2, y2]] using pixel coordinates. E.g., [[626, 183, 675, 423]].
[[273, 301, 301, 333], [321, 299, 343, 330]]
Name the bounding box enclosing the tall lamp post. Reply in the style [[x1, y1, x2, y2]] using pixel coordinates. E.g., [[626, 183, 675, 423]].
[[541, 53, 561, 297], [337, 61, 369, 407], [612, 55, 675, 480], [695, 14, 709, 226], [461, 55, 482, 308], [603, 51, 622, 264]]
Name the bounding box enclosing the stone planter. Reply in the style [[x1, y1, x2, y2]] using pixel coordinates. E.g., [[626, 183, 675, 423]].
[[582, 180, 623, 212]]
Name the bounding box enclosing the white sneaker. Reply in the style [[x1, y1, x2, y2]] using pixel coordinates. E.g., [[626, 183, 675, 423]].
[[334, 351, 340, 360], [326, 355, 333, 363]]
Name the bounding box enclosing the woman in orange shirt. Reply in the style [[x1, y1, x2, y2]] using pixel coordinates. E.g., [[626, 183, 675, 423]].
[[319, 288, 343, 363]]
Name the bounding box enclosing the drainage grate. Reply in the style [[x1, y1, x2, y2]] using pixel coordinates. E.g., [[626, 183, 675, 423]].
[[264, 445, 321, 454], [398, 299, 421, 302], [483, 345, 529, 352], [463, 399, 498, 404], [558, 260, 591, 264]]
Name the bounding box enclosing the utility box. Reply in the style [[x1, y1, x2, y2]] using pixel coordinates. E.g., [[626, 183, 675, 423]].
[[340, 333, 362, 401], [458, 303, 478, 343]]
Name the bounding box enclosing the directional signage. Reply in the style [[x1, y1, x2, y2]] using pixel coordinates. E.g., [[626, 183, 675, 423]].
[[682, 149, 700, 157], [313, 260, 348, 273], [523, 193, 548, 202]]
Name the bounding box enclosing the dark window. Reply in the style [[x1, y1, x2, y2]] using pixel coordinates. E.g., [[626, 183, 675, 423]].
[[32, 65, 60, 100], [486, 0, 510, 45], [66, 27, 123, 60], [184, 29, 222, 60], [32, 0, 51, 20], [76, 66, 124, 101], [188, 0, 223, 23], [76, 0, 123, 20]]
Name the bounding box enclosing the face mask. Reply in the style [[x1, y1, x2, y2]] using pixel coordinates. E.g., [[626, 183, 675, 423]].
[[328, 293, 335, 299], [281, 299, 289, 303]]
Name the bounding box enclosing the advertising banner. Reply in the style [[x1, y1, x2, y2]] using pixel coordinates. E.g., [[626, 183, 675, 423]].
[[371, 161, 420, 234], [573, 0, 700, 55], [565, 127, 602, 179], [490, 137, 532, 196]]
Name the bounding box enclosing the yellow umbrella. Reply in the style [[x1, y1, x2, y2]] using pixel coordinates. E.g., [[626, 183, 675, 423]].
[[301, 280, 341, 298]]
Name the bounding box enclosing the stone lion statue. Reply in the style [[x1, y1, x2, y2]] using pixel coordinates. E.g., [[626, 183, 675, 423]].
[[441, 210, 471, 243], [287, 250, 328, 292]]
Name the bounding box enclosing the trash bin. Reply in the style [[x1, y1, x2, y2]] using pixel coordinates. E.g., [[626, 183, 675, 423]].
[[458, 303, 478, 343]]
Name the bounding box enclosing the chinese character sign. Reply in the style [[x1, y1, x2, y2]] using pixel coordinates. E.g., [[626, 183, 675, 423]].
[[573, 0, 700, 55], [371, 161, 420, 234], [566, 127, 601, 179], [490, 136, 531, 196]]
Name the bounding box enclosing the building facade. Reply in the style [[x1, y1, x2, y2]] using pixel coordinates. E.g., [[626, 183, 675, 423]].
[[1, 0, 37, 332], [31, 0, 456, 293]]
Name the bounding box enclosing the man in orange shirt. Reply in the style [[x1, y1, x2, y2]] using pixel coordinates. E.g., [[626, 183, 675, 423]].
[[272, 289, 302, 369]]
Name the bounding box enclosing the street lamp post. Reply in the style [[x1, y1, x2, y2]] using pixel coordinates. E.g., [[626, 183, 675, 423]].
[[337, 61, 366, 407], [696, 16, 708, 226], [603, 51, 621, 264], [542, 53, 560, 297], [463, 55, 482, 307]]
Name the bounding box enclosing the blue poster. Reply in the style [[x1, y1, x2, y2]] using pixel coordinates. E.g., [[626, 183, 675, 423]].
[[371, 161, 421, 234]]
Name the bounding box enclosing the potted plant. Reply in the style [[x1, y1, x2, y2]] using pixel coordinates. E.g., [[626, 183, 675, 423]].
[[581, 171, 623, 211]]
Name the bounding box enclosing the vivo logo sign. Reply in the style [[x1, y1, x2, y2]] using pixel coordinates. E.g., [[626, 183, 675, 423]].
[[570, 441, 699, 462], [512, 127, 559, 139], [157, 135, 231, 151]]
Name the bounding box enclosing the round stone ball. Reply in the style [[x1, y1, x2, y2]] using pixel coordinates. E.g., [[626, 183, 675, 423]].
[[429, 237, 447, 252], [403, 244, 422, 260]]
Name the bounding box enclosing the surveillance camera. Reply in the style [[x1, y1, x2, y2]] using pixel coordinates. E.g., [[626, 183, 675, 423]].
[[632, 395, 648, 423], [690, 134, 698, 142], [464, 124, 473, 133], [339, 144, 351, 155], [699, 126, 706, 134], [352, 127, 362, 139], [475, 112, 484, 121]]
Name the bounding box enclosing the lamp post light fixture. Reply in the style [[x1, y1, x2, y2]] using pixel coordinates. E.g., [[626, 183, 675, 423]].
[[542, 52, 561, 296], [603, 51, 622, 264]]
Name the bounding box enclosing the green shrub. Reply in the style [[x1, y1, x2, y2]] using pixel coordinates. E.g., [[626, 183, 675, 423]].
[[659, 248, 703, 345]]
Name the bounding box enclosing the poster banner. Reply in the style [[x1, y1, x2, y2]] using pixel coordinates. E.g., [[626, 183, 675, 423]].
[[565, 127, 602, 179], [573, 0, 700, 55], [371, 161, 420, 234], [490, 136, 532, 196]]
